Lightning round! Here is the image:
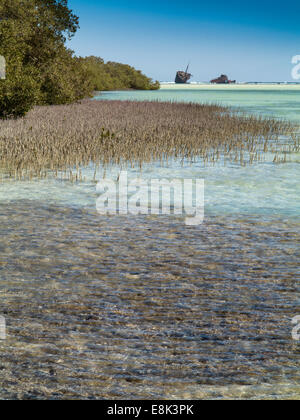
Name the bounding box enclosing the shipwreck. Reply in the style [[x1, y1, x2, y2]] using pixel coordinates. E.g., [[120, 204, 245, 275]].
[[175, 64, 192, 84], [210, 74, 236, 84]]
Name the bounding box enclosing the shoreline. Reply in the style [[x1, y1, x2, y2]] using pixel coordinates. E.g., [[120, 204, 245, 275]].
[[159, 83, 300, 90]]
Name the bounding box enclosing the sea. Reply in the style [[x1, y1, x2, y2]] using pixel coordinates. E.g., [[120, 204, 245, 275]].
[[0, 84, 299, 399]]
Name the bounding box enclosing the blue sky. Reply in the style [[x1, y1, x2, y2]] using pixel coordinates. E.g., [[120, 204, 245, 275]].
[[67, 0, 300, 82]]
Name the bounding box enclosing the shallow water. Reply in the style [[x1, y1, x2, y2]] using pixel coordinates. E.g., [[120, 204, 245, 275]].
[[96, 84, 300, 122], [0, 204, 299, 399], [0, 86, 299, 399]]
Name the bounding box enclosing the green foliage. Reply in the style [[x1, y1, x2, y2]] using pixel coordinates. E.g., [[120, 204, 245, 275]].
[[0, 0, 90, 117], [39, 48, 93, 105], [0, 57, 40, 118], [0, 0, 159, 118], [80, 56, 160, 91]]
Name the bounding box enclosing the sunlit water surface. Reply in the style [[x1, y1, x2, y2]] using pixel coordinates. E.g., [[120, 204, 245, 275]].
[[0, 85, 299, 399]]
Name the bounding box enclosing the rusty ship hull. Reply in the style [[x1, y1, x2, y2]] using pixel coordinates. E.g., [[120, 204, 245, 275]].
[[175, 64, 192, 84], [175, 71, 192, 84], [210, 74, 236, 84]]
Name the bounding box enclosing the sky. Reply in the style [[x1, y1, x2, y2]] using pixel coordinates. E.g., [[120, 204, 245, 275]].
[[67, 0, 300, 82]]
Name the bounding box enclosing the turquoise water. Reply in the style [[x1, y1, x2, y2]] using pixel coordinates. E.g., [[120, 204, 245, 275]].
[[1, 86, 299, 400], [93, 85, 300, 219], [95, 84, 300, 121], [2, 85, 298, 219]]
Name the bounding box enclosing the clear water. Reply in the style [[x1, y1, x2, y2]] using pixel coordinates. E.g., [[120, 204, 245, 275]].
[[95, 84, 300, 122], [1, 85, 299, 218], [0, 85, 299, 400]]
